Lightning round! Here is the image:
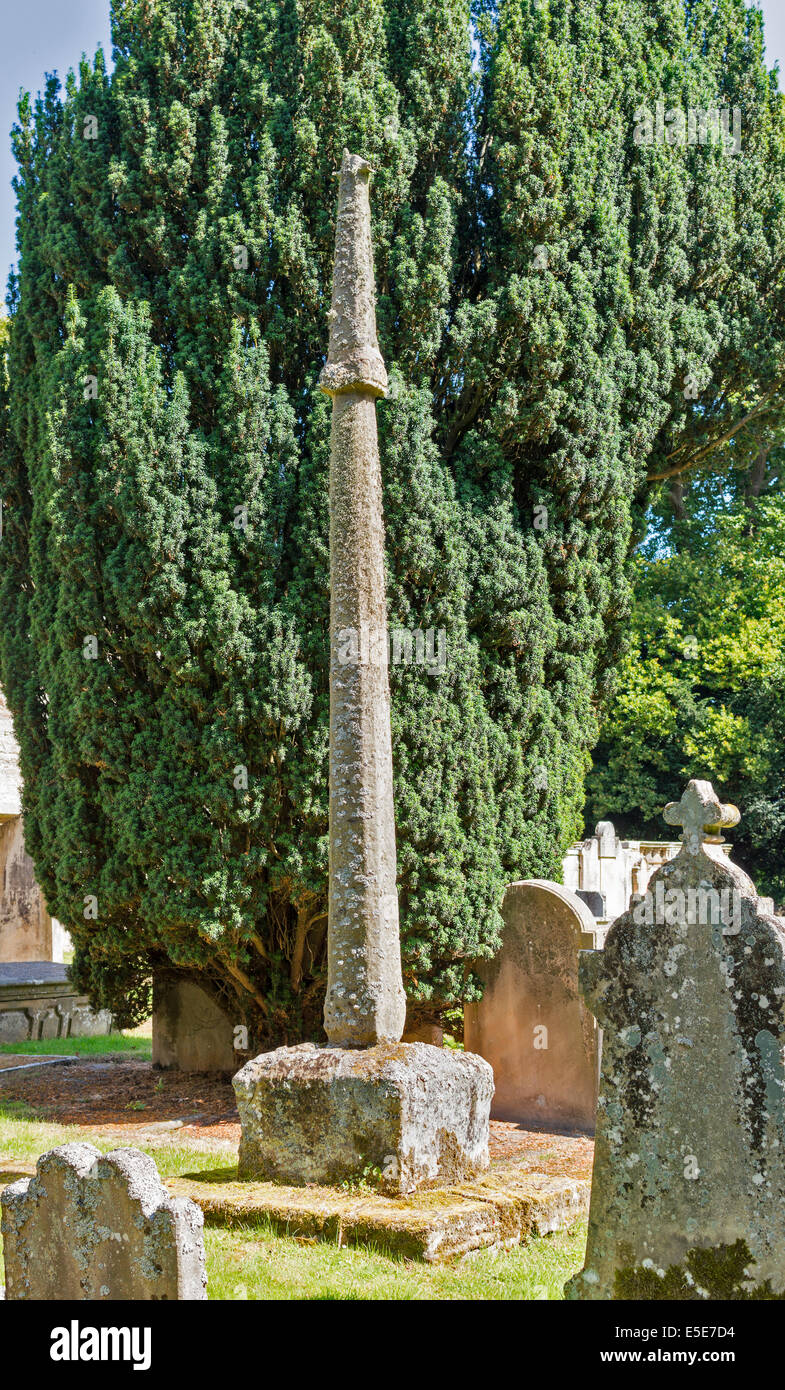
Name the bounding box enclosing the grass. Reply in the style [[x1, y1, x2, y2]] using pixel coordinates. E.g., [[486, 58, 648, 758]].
[[0, 1031, 152, 1059], [204, 1218, 586, 1300], [0, 1100, 221, 1173], [0, 1096, 587, 1299]]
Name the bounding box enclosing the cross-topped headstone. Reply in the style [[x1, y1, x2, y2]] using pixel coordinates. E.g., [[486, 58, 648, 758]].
[[663, 777, 740, 856], [568, 780, 785, 1300]]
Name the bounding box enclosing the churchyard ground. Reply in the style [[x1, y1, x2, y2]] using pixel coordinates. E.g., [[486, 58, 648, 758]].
[[0, 1033, 588, 1300]]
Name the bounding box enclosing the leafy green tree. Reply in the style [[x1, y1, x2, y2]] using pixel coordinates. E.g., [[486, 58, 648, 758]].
[[587, 468, 785, 902], [2, 0, 784, 1037]]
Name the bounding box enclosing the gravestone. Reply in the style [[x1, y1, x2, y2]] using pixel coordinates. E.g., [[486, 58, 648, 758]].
[[152, 969, 242, 1072], [233, 151, 492, 1194], [0, 963, 113, 1044], [464, 881, 604, 1130], [2, 1143, 207, 1300], [568, 780, 785, 1300]]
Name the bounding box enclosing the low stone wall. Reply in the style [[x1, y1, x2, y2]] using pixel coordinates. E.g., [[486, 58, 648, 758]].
[[0, 963, 113, 1044]]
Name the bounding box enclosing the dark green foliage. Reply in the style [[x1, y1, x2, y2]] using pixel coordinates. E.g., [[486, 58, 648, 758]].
[[1, 0, 783, 1037]]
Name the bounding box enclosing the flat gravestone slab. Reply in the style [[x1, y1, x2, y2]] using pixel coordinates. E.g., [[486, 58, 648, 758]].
[[1, 1143, 207, 1300], [0, 963, 70, 985], [0, 1054, 77, 1071]]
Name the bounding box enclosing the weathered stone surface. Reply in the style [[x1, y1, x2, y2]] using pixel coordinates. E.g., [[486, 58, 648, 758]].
[[0, 963, 113, 1043], [1, 1156, 589, 1266], [0, 818, 54, 962], [318, 150, 405, 1048], [0, 687, 71, 964], [152, 969, 243, 1072], [164, 1163, 589, 1263], [232, 153, 491, 1194], [1, 1143, 207, 1300], [233, 1041, 494, 1194], [568, 780, 785, 1300], [0, 687, 21, 819], [465, 880, 604, 1131]]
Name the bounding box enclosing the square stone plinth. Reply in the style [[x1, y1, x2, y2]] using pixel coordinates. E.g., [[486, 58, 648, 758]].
[[232, 1041, 494, 1195]]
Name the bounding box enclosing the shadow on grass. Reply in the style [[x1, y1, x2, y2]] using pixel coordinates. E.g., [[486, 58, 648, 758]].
[[181, 1166, 239, 1184]]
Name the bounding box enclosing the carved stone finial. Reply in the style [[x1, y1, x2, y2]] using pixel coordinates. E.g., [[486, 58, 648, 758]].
[[663, 778, 740, 856], [319, 150, 388, 399]]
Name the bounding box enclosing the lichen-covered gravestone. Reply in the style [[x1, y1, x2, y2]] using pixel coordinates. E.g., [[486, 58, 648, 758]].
[[1, 1143, 207, 1300], [567, 780, 785, 1299]]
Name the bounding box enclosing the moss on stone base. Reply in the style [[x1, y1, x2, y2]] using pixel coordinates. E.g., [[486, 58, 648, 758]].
[[614, 1240, 781, 1300]]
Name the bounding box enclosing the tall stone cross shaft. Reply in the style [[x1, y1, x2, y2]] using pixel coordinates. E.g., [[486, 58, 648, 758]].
[[319, 150, 406, 1047]]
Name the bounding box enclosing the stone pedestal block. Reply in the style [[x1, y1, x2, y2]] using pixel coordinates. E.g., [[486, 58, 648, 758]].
[[233, 1041, 494, 1194]]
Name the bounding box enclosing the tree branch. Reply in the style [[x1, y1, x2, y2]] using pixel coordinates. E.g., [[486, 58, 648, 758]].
[[648, 382, 783, 482]]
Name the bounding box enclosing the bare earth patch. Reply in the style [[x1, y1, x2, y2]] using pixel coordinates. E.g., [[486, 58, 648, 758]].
[[0, 1058, 594, 1179]]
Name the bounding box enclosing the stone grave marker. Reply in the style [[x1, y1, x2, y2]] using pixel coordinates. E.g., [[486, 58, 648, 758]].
[[152, 968, 240, 1072], [568, 779, 785, 1300], [464, 880, 604, 1130], [2, 1143, 207, 1300]]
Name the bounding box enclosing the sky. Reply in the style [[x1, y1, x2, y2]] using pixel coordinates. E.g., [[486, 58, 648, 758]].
[[0, 1, 784, 294]]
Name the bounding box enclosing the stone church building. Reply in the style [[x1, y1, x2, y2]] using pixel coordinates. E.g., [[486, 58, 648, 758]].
[[0, 686, 69, 962]]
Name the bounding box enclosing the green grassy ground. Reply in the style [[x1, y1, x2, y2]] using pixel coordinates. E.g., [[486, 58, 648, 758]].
[[0, 1033, 152, 1058], [0, 1097, 587, 1299]]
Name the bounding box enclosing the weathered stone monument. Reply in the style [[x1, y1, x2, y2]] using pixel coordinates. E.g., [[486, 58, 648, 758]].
[[464, 880, 604, 1130], [152, 968, 241, 1072], [0, 962, 113, 1044], [233, 151, 493, 1193], [568, 779, 785, 1299], [0, 686, 69, 963], [2, 1143, 207, 1300], [319, 151, 406, 1050], [563, 819, 682, 923]]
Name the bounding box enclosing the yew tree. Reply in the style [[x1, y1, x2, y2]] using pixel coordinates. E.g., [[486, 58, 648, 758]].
[[1, 0, 783, 1038]]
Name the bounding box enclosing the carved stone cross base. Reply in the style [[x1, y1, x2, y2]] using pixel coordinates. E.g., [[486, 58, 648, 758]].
[[233, 1042, 494, 1195]]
